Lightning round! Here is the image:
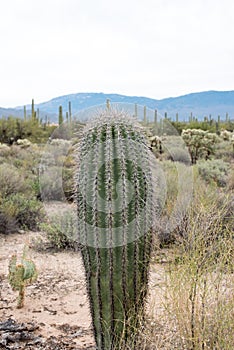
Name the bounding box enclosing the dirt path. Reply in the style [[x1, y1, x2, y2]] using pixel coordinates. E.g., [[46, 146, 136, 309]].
[[0, 206, 166, 349]]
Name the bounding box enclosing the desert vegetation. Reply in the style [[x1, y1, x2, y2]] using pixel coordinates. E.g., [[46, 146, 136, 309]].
[[0, 108, 233, 349]]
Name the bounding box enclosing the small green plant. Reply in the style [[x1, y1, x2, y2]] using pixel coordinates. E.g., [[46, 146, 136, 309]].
[[8, 246, 38, 308]]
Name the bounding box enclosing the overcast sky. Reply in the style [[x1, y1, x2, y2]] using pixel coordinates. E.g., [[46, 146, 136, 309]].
[[0, 0, 234, 107]]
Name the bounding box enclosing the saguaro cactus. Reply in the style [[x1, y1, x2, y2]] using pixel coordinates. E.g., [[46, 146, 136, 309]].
[[76, 108, 159, 349], [58, 105, 63, 125]]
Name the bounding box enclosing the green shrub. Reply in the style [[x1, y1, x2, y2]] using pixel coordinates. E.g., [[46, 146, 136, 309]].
[[0, 211, 18, 234], [0, 194, 45, 232], [40, 210, 78, 250], [0, 164, 31, 198], [197, 159, 230, 187], [167, 146, 191, 164]]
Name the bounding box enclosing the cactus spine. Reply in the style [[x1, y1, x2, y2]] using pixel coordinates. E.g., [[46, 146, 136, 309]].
[[76, 109, 158, 349], [8, 246, 37, 308]]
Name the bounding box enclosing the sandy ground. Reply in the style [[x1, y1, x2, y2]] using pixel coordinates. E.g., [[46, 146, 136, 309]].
[[0, 230, 96, 349], [0, 203, 166, 349]]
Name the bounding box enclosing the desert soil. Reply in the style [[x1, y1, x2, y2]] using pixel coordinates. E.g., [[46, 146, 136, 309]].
[[0, 202, 165, 350]]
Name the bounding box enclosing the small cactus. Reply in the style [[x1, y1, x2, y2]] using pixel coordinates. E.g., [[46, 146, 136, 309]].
[[8, 246, 37, 308], [75, 108, 159, 349]]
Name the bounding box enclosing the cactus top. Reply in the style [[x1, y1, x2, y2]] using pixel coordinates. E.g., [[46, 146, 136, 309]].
[[75, 108, 161, 248]]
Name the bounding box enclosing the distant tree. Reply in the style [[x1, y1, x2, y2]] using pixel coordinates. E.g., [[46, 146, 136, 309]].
[[182, 129, 220, 164]]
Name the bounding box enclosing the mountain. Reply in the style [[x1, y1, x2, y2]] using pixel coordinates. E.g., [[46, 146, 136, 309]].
[[1, 90, 234, 122]]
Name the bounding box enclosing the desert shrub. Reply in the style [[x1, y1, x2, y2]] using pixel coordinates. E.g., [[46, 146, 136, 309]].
[[163, 205, 233, 350], [0, 143, 10, 155], [157, 161, 233, 246], [48, 138, 72, 160], [0, 144, 41, 176], [0, 116, 57, 144], [157, 160, 194, 246], [0, 144, 19, 158], [0, 194, 45, 232], [215, 140, 234, 162], [155, 176, 234, 349], [39, 142, 75, 201], [39, 166, 66, 200], [160, 161, 179, 210], [220, 129, 233, 141], [50, 124, 72, 140], [0, 211, 18, 234], [167, 146, 191, 164], [0, 164, 31, 198], [62, 167, 75, 200], [172, 175, 233, 243], [40, 210, 78, 250], [16, 138, 31, 148], [197, 159, 230, 187], [227, 166, 234, 190]]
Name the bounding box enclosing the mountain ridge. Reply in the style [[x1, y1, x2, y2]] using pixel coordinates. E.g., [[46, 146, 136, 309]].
[[1, 90, 234, 122]]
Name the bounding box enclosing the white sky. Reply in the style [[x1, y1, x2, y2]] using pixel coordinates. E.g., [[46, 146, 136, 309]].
[[0, 0, 234, 107]]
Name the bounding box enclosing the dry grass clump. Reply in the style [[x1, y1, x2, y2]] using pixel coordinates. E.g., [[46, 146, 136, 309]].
[[147, 179, 234, 349]]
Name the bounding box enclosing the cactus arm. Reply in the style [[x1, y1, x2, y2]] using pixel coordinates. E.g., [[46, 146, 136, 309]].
[[21, 259, 38, 283]]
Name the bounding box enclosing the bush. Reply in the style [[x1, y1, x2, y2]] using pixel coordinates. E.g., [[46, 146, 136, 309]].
[[0, 194, 45, 233], [215, 140, 234, 162], [156, 178, 234, 349], [227, 166, 234, 190], [39, 142, 75, 201], [16, 138, 31, 148], [167, 146, 191, 164], [197, 159, 230, 187], [39, 166, 66, 200], [157, 160, 194, 246], [0, 211, 18, 234], [40, 210, 78, 250], [163, 191, 233, 349], [0, 164, 31, 198]]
